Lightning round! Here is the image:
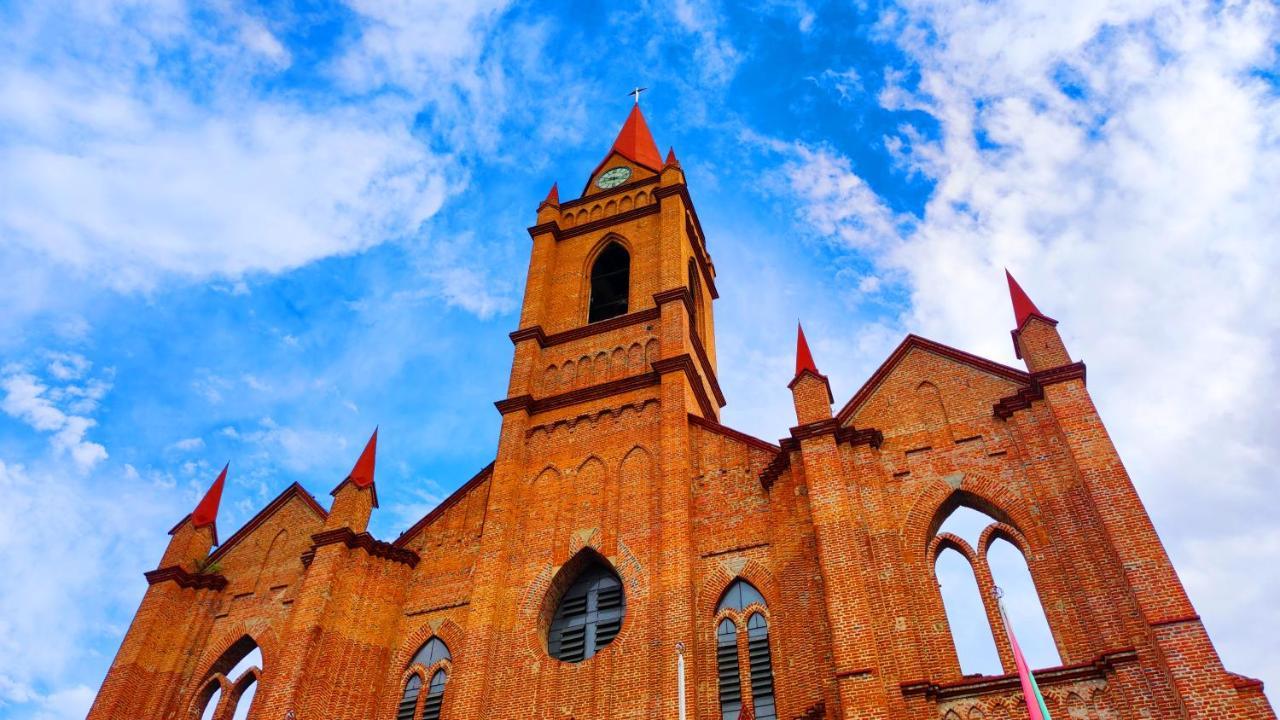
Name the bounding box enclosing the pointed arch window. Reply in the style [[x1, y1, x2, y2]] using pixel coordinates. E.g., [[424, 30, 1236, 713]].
[[396, 637, 451, 720], [192, 638, 262, 720], [548, 561, 625, 662], [713, 580, 776, 720], [588, 243, 630, 322], [931, 504, 1060, 676]]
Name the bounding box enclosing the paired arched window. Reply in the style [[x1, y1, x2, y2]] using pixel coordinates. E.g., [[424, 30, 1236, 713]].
[[715, 579, 776, 720], [548, 560, 625, 662], [397, 637, 451, 720], [588, 243, 630, 323], [194, 637, 262, 720], [932, 505, 1059, 676]]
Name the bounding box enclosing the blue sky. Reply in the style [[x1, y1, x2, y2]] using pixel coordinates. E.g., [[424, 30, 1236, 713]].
[[1, 1, 1278, 717]]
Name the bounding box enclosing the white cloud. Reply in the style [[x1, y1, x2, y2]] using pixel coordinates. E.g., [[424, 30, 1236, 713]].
[[780, 0, 1280, 691], [169, 437, 205, 452], [0, 459, 172, 719], [0, 367, 109, 471], [0, 2, 454, 299]]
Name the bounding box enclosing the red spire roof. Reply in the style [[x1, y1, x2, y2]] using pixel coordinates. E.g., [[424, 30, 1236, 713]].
[[608, 104, 663, 171], [1005, 269, 1045, 326], [192, 463, 227, 529], [347, 428, 377, 488], [542, 182, 559, 206], [665, 147, 679, 166], [796, 323, 819, 377]]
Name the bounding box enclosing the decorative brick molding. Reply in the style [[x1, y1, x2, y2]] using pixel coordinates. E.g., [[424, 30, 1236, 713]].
[[993, 361, 1087, 420], [528, 202, 660, 243], [836, 426, 885, 449], [760, 421, 885, 490], [558, 175, 660, 211], [789, 417, 840, 442], [900, 649, 1138, 701], [144, 565, 229, 591], [509, 307, 660, 348], [303, 528, 420, 568], [652, 354, 718, 418]]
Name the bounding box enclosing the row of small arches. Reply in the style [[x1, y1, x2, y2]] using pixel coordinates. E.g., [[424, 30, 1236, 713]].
[[542, 338, 659, 394], [942, 689, 1102, 719], [561, 190, 651, 227]]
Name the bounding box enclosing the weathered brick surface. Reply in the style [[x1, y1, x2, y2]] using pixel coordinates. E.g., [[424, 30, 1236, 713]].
[[89, 121, 1272, 720]]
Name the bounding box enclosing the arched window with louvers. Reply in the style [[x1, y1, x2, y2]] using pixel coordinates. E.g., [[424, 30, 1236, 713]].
[[714, 579, 776, 720], [396, 637, 451, 720], [547, 559, 626, 663]]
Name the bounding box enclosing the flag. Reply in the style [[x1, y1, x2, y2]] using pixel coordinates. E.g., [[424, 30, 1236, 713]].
[[998, 596, 1053, 720]]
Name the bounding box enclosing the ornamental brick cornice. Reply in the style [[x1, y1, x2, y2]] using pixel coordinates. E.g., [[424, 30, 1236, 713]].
[[789, 417, 840, 441], [144, 565, 229, 591], [993, 361, 1087, 420], [527, 203, 660, 243], [495, 354, 717, 420], [303, 528, 419, 568], [557, 175, 660, 211], [652, 354, 719, 418], [836, 426, 885, 449], [508, 307, 660, 349], [900, 648, 1138, 702], [761, 423, 883, 490]]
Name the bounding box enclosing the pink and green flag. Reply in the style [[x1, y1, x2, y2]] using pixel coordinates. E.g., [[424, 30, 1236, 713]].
[[998, 595, 1052, 720]]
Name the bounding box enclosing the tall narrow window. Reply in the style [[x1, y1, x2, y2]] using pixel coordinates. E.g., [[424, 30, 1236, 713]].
[[397, 637, 451, 720], [421, 670, 447, 720], [746, 614, 776, 720], [688, 258, 702, 335], [588, 243, 630, 322], [717, 618, 742, 720], [548, 562, 626, 662], [396, 675, 421, 720], [714, 580, 774, 720]]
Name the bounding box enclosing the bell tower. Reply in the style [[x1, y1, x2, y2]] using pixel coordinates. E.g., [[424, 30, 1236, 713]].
[[502, 102, 724, 420]]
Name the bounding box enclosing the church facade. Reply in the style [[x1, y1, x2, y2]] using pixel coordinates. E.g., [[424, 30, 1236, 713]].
[[88, 105, 1273, 720]]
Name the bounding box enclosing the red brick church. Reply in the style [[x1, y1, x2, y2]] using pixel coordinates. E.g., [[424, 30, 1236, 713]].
[[88, 105, 1273, 720]]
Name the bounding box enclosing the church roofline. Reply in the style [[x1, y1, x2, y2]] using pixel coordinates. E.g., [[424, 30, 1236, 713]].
[[687, 413, 781, 455], [393, 462, 495, 549], [206, 482, 328, 563], [835, 334, 1031, 426]]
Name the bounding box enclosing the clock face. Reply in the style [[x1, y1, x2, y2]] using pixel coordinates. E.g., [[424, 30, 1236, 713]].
[[595, 166, 632, 189]]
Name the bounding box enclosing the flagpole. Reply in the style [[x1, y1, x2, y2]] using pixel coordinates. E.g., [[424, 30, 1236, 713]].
[[994, 586, 1053, 720]]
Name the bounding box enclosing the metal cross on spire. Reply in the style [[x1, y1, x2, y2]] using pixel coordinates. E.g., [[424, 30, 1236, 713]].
[[628, 86, 647, 105]]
